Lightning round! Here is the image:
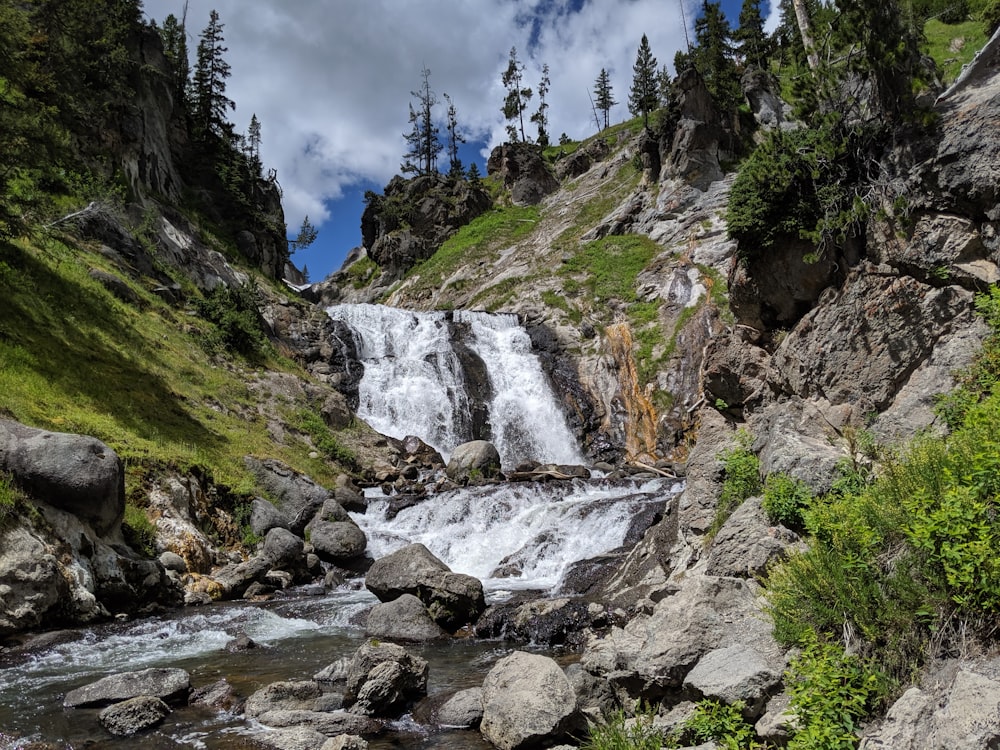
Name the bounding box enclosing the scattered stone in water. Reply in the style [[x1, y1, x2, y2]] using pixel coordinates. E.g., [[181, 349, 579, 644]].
[[98, 696, 170, 736], [226, 633, 261, 652], [63, 667, 191, 708]]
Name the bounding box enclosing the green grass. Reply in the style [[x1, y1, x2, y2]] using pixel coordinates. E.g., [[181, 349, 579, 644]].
[[560, 234, 659, 302], [0, 233, 355, 503], [345, 255, 380, 288], [924, 19, 988, 82]]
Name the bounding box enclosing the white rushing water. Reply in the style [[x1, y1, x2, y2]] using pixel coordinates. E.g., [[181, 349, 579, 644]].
[[354, 477, 679, 595], [326, 303, 583, 468]]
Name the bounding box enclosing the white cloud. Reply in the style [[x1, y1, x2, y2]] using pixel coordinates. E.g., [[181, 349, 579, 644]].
[[143, 0, 693, 235]]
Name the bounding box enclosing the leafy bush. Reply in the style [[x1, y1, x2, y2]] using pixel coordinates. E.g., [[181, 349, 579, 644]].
[[786, 638, 887, 750], [674, 700, 760, 749], [709, 431, 762, 537], [583, 704, 663, 750], [762, 472, 813, 528], [194, 278, 269, 360], [122, 502, 157, 557]]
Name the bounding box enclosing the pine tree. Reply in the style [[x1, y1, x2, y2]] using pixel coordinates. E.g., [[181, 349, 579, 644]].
[[692, 1, 742, 110], [466, 162, 482, 184], [530, 63, 551, 147], [290, 215, 318, 253], [191, 9, 235, 142], [593, 68, 616, 130], [401, 66, 441, 175], [628, 34, 659, 130], [158, 10, 190, 109], [502, 46, 533, 142], [443, 93, 465, 179], [735, 0, 769, 70], [245, 114, 262, 177]]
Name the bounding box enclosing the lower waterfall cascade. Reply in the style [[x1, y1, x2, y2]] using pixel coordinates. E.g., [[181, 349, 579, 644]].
[[326, 303, 583, 468]]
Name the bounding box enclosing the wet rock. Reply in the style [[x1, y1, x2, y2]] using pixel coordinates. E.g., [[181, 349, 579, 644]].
[[256, 710, 379, 737], [306, 499, 367, 562], [0, 419, 125, 535], [314, 657, 351, 683], [480, 651, 579, 750], [226, 633, 261, 652], [436, 687, 484, 728], [475, 596, 592, 647], [705, 496, 801, 578], [343, 641, 428, 718], [321, 737, 369, 750], [63, 667, 191, 708], [190, 678, 242, 712], [98, 696, 170, 736], [250, 726, 328, 750], [244, 681, 322, 718], [365, 593, 447, 642], [446, 440, 501, 482], [682, 645, 783, 720], [365, 543, 485, 631]]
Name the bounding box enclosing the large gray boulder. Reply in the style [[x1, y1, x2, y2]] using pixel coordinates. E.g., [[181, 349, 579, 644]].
[[487, 142, 559, 206], [705, 495, 801, 579], [244, 681, 322, 719], [98, 695, 170, 736], [213, 527, 305, 598], [365, 593, 447, 642], [365, 543, 485, 630], [342, 641, 428, 717], [255, 709, 379, 737], [250, 726, 328, 750], [0, 419, 124, 535], [446, 440, 501, 482], [63, 668, 191, 708], [682, 645, 783, 719], [244, 457, 331, 534], [480, 651, 579, 750], [305, 499, 367, 561]]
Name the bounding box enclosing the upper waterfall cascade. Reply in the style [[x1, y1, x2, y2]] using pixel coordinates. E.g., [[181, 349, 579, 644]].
[[326, 303, 583, 467]]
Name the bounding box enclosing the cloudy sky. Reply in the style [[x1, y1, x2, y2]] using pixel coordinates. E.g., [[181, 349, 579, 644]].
[[143, 0, 778, 280]]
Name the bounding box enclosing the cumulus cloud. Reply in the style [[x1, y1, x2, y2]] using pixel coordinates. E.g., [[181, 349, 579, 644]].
[[143, 0, 693, 234]]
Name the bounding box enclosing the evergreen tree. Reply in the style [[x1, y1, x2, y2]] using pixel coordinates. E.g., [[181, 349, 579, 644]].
[[692, 1, 742, 110], [191, 9, 235, 142], [735, 0, 770, 69], [290, 215, 318, 253], [401, 66, 441, 175], [466, 162, 482, 184], [158, 10, 190, 109], [657, 64, 673, 108], [443, 93, 465, 179], [501, 46, 533, 142], [245, 113, 262, 177], [593, 67, 616, 130], [628, 34, 659, 130], [530, 63, 551, 147]]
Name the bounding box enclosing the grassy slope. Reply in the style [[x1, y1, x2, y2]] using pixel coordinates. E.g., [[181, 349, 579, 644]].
[[0, 230, 356, 503]]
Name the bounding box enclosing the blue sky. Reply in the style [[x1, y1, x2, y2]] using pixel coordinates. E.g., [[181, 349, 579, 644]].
[[144, 0, 776, 282]]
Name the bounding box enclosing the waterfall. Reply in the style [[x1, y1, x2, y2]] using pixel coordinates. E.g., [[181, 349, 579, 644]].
[[326, 303, 583, 467], [353, 477, 678, 594]]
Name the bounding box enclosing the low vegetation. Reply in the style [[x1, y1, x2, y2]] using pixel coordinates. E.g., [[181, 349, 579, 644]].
[[708, 430, 762, 537]]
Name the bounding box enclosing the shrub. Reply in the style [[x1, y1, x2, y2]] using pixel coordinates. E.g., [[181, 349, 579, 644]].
[[786, 638, 887, 750], [122, 502, 157, 557], [583, 704, 663, 750], [675, 700, 760, 749], [0, 471, 23, 527], [194, 278, 269, 360], [709, 431, 762, 537], [762, 472, 813, 528]]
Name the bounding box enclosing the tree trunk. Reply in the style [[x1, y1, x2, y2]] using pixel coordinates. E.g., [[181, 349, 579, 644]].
[[792, 0, 820, 71]]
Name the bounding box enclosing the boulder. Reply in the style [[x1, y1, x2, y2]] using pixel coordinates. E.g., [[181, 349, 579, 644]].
[[682, 645, 783, 719], [860, 661, 1000, 749], [190, 678, 242, 713], [250, 726, 328, 750], [0, 419, 124, 535], [244, 457, 331, 534], [365, 593, 447, 642], [98, 695, 170, 736], [705, 495, 801, 578], [365, 543, 485, 630], [306, 499, 367, 561], [342, 641, 428, 717], [321, 737, 369, 750], [580, 575, 780, 700], [244, 681, 322, 718], [63, 668, 191, 708], [436, 687, 484, 728], [213, 527, 305, 598], [0, 527, 70, 635], [480, 651, 579, 750], [256, 709, 379, 737], [487, 142, 559, 206], [446, 440, 501, 482], [250, 497, 289, 537]]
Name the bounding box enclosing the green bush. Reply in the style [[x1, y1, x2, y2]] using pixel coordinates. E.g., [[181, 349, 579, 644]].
[[0, 471, 23, 527], [122, 502, 157, 557], [583, 704, 663, 750], [762, 472, 813, 528], [194, 278, 269, 360], [675, 700, 760, 749], [786, 638, 887, 750], [709, 431, 762, 537]]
